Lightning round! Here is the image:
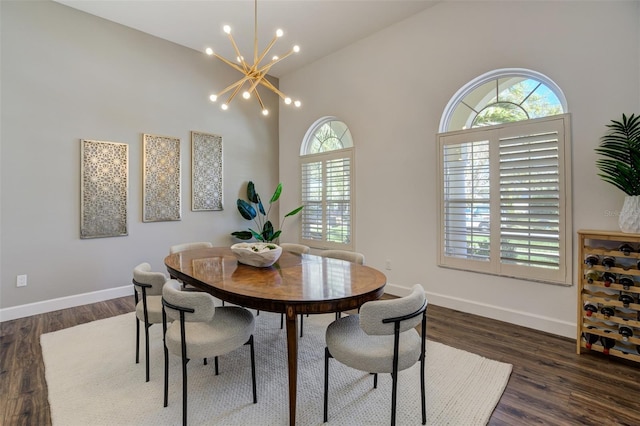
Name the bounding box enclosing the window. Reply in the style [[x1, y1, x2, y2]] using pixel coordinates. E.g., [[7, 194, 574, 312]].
[[300, 117, 354, 249], [437, 69, 572, 285]]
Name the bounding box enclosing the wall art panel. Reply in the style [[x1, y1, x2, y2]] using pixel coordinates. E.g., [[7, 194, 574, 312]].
[[143, 134, 181, 222], [191, 131, 223, 211], [80, 139, 128, 238]]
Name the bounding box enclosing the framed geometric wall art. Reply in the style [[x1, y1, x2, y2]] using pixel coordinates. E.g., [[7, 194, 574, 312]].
[[80, 139, 129, 239], [142, 133, 181, 222], [191, 131, 223, 211]]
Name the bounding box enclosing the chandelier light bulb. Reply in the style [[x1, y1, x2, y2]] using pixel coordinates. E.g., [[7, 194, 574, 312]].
[[276, 29, 283, 37], [293, 45, 300, 53], [262, 109, 269, 116], [205, 47, 214, 56], [294, 100, 301, 107], [221, 103, 229, 110], [223, 25, 231, 34], [243, 91, 251, 99], [284, 97, 292, 105], [272, 55, 279, 61], [237, 56, 243, 63], [209, 94, 218, 102]]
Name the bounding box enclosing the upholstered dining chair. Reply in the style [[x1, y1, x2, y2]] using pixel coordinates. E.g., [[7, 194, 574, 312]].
[[318, 249, 366, 329], [162, 279, 257, 426], [280, 243, 311, 255], [169, 241, 213, 254], [323, 284, 427, 426], [133, 262, 168, 382]]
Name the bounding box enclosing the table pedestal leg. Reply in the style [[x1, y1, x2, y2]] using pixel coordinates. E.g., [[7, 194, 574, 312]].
[[285, 307, 298, 426]]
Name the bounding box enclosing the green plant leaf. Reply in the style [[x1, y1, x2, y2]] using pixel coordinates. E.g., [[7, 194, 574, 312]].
[[249, 228, 264, 241], [262, 220, 274, 241], [284, 205, 304, 217], [237, 199, 256, 220], [231, 231, 253, 240], [271, 230, 282, 240], [257, 195, 266, 216], [270, 183, 282, 203], [247, 181, 259, 203], [596, 113, 640, 196]]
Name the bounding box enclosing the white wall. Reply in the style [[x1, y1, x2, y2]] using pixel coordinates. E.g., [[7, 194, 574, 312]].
[[279, 1, 640, 338], [0, 0, 280, 319]]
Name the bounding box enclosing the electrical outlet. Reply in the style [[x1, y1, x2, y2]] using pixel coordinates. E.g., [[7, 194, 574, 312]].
[[385, 259, 392, 270], [17, 274, 27, 287]]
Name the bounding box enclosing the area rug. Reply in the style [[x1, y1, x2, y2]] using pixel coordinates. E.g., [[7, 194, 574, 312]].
[[41, 310, 512, 425]]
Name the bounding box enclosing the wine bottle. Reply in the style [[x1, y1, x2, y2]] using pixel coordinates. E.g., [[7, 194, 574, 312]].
[[618, 274, 635, 290], [618, 292, 635, 308], [619, 324, 633, 342], [583, 326, 599, 350], [600, 306, 615, 319], [585, 269, 600, 284], [601, 331, 616, 355], [584, 254, 600, 267], [583, 300, 598, 317], [602, 256, 616, 270], [602, 271, 617, 287], [619, 243, 635, 256]]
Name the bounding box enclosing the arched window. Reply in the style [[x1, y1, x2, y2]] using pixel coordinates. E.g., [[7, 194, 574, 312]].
[[300, 117, 354, 249], [437, 69, 573, 285]]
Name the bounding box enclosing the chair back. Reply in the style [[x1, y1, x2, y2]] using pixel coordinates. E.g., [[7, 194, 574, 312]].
[[133, 262, 167, 296], [359, 284, 426, 336], [162, 279, 216, 322], [169, 241, 213, 254], [320, 249, 365, 265], [280, 243, 310, 255]]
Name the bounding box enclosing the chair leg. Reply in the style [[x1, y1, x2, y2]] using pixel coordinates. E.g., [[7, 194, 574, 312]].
[[300, 314, 304, 338], [135, 318, 140, 364], [372, 373, 378, 389], [323, 347, 332, 423], [144, 323, 151, 382], [163, 334, 169, 408], [204, 357, 207, 365], [247, 335, 257, 403], [280, 313, 284, 329], [214, 356, 219, 375], [420, 353, 426, 425], [181, 355, 188, 426]]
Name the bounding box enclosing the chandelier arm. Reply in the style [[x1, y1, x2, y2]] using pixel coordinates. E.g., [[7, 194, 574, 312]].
[[215, 75, 252, 98], [227, 33, 249, 72], [225, 82, 245, 105], [256, 48, 297, 74], [258, 78, 288, 100], [255, 35, 279, 66], [253, 0, 258, 65], [212, 53, 248, 75], [253, 87, 267, 111]]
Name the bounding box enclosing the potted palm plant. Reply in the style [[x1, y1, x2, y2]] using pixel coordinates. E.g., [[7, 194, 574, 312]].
[[595, 113, 640, 232]]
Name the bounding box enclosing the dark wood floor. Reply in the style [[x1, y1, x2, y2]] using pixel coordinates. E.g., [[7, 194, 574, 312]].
[[1, 295, 640, 425]]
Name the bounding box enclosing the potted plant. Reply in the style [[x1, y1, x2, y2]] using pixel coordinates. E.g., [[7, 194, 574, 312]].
[[595, 113, 640, 232], [231, 181, 304, 242]]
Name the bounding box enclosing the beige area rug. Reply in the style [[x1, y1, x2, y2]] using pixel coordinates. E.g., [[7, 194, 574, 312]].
[[41, 310, 512, 425]]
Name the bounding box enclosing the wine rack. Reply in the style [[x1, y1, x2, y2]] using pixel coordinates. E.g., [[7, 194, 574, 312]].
[[578, 230, 640, 363]]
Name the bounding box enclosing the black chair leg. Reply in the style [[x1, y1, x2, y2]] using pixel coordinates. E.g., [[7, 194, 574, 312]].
[[323, 347, 332, 423], [247, 335, 257, 403], [204, 357, 207, 365], [280, 313, 284, 329], [163, 338, 169, 407], [300, 314, 304, 337], [372, 372, 378, 389], [420, 353, 426, 425], [181, 355, 188, 426], [144, 323, 151, 382], [214, 356, 219, 375], [135, 318, 140, 364]]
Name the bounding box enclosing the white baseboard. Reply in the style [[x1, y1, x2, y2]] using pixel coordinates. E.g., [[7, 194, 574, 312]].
[[0, 285, 133, 322], [384, 282, 576, 339]]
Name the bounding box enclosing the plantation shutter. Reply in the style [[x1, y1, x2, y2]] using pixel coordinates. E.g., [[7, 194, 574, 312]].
[[438, 114, 571, 285], [301, 148, 354, 249]]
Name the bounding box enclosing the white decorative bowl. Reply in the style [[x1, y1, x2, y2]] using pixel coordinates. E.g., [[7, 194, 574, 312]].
[[231, 243, 283, 267]]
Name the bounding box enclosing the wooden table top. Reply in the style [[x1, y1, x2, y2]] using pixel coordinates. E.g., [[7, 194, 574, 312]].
[[164, 247, 387, 315]]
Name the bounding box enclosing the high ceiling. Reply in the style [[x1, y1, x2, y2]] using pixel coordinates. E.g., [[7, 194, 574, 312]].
[[53, 0, 439, 77]]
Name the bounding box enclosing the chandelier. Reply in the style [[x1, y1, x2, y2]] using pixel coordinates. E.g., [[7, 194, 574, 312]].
[[205, 0, 301, 116]]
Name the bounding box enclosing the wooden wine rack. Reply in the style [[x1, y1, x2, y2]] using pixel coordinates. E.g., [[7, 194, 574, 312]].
[[577, 229, 640, 363]]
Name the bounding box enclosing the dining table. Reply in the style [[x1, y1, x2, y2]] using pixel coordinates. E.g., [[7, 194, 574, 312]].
[[164, 246, 387, 426]]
